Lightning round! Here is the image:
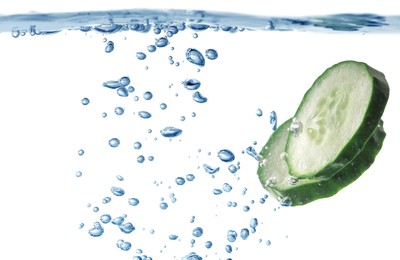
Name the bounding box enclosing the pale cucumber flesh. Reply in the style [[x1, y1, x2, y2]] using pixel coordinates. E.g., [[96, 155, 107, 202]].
[[286, 61, 389, 180]]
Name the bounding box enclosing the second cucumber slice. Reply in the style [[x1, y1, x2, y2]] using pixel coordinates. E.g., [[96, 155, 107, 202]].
[[257, 119, 386, 206]]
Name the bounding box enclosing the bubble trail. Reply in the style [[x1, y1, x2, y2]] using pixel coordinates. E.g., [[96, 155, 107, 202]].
[[182, 78, 201, 90], [192, 91, 208, 103], [160, 126, 182, 137], [218, 149, 235, 162], [186, 48, 205, 67]]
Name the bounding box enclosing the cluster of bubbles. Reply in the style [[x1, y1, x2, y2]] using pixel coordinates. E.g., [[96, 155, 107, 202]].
[[75, 19, 284, 259]]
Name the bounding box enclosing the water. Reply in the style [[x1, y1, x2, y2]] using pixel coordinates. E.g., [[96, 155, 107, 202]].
[[1, 7, 399, 260]]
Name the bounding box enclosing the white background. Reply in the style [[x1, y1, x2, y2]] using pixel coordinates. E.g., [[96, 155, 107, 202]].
[[0, 2, 400, 260]]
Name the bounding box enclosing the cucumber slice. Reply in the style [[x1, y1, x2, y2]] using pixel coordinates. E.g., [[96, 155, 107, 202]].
[[257, 118, 386, 206], [286, 61, 389, 179]]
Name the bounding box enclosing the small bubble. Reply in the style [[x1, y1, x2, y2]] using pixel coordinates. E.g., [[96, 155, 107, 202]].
[[117, 87, 129, 97], [160, 103, 167, 110], [289, 118, 302, 136], [213, 189, 223, 195], [133, 142, 142, 149], [119, 76, 130, 87], [11, 30, 20, 38], [240, 228, 250, 240], [111, 216, 125, 225], [228, 165, 238, 173], [119, 222, 135, 234], [143, 91, 153, 100], [205, 241, 213, 249], [134, 96, 139, 101], [243, 206, 250, 212], [186, 174, 195, 181], [270, 111, 278, 131], [102, 197, 111, 204], [76, 171, 82, 177], [155, 37, 169, 47], [191, 112, 196, 117], [246, 146, 261, 161], [89, 222, 104, 237], [147, 45, 157, 52], [182, 79, 201, 90], [280, 152, 287, 160], [116, 175, 124, 181], [105, 41, 114, 53], [192, 227, 203, 237], [137, 155, 145, 163], [136, 52, 147, 60], [186, 48, 205, 67], [250, 218, 258, 228], [175, 177, 186, 185], [128, 198, 140, 206], [102, 112, 107, 118], [128, 86, 135, 92], [138, 111, 152, 119], [79, 223, 84, 229], [265, 177, 277, 187], [256, 108, 263, 117], [225, 245, 233, 253], [279, 196, 292, 207], [81, 97, 90, 105], [78, 149, 84, 156], [148, 156, 154, 161], [114, 107, 124, 115], [222, 183, 232, 192], [205, 49, 218, 60], [203, 164, 220, 174], [160, 202, 169, 210], [193, 33, 198, 38], [93, 206, 99, 212], [111, 186, 125, 196], [266, 240, 272, 246], [109, 138, 120, 148], [227, 230, 238, 243], [218, 149, 235, 162], [169, 234, 178, 240], [288, 176, 299, 185], [190, 216, 196, 223], [160, 126, 182, 138]]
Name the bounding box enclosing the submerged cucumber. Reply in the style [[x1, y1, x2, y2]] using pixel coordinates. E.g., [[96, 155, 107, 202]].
[[257, 119, 386, 206], [286, 61, 389, 180]]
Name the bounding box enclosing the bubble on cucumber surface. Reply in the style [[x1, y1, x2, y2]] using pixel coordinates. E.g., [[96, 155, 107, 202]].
[[74, 18, 289, 260]]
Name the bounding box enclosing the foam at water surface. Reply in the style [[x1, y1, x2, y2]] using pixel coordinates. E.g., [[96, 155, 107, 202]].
[[0, 9, 399, 34]]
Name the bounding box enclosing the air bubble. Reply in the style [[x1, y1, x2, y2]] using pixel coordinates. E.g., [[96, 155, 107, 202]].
[[109, 138, 120, 148], [105, 41, 114, 53], [205, 49, 218, 60], [192, 227, 203, 237], [81, 97, 90, 105], [289, 118, 302, 137], [218, 149, 235, 162], [186, 48, 205, 67], [136, 52, 147, 60]]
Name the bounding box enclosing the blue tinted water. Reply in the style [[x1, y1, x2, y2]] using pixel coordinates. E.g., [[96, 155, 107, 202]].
[[2, 8, 398, 260]]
